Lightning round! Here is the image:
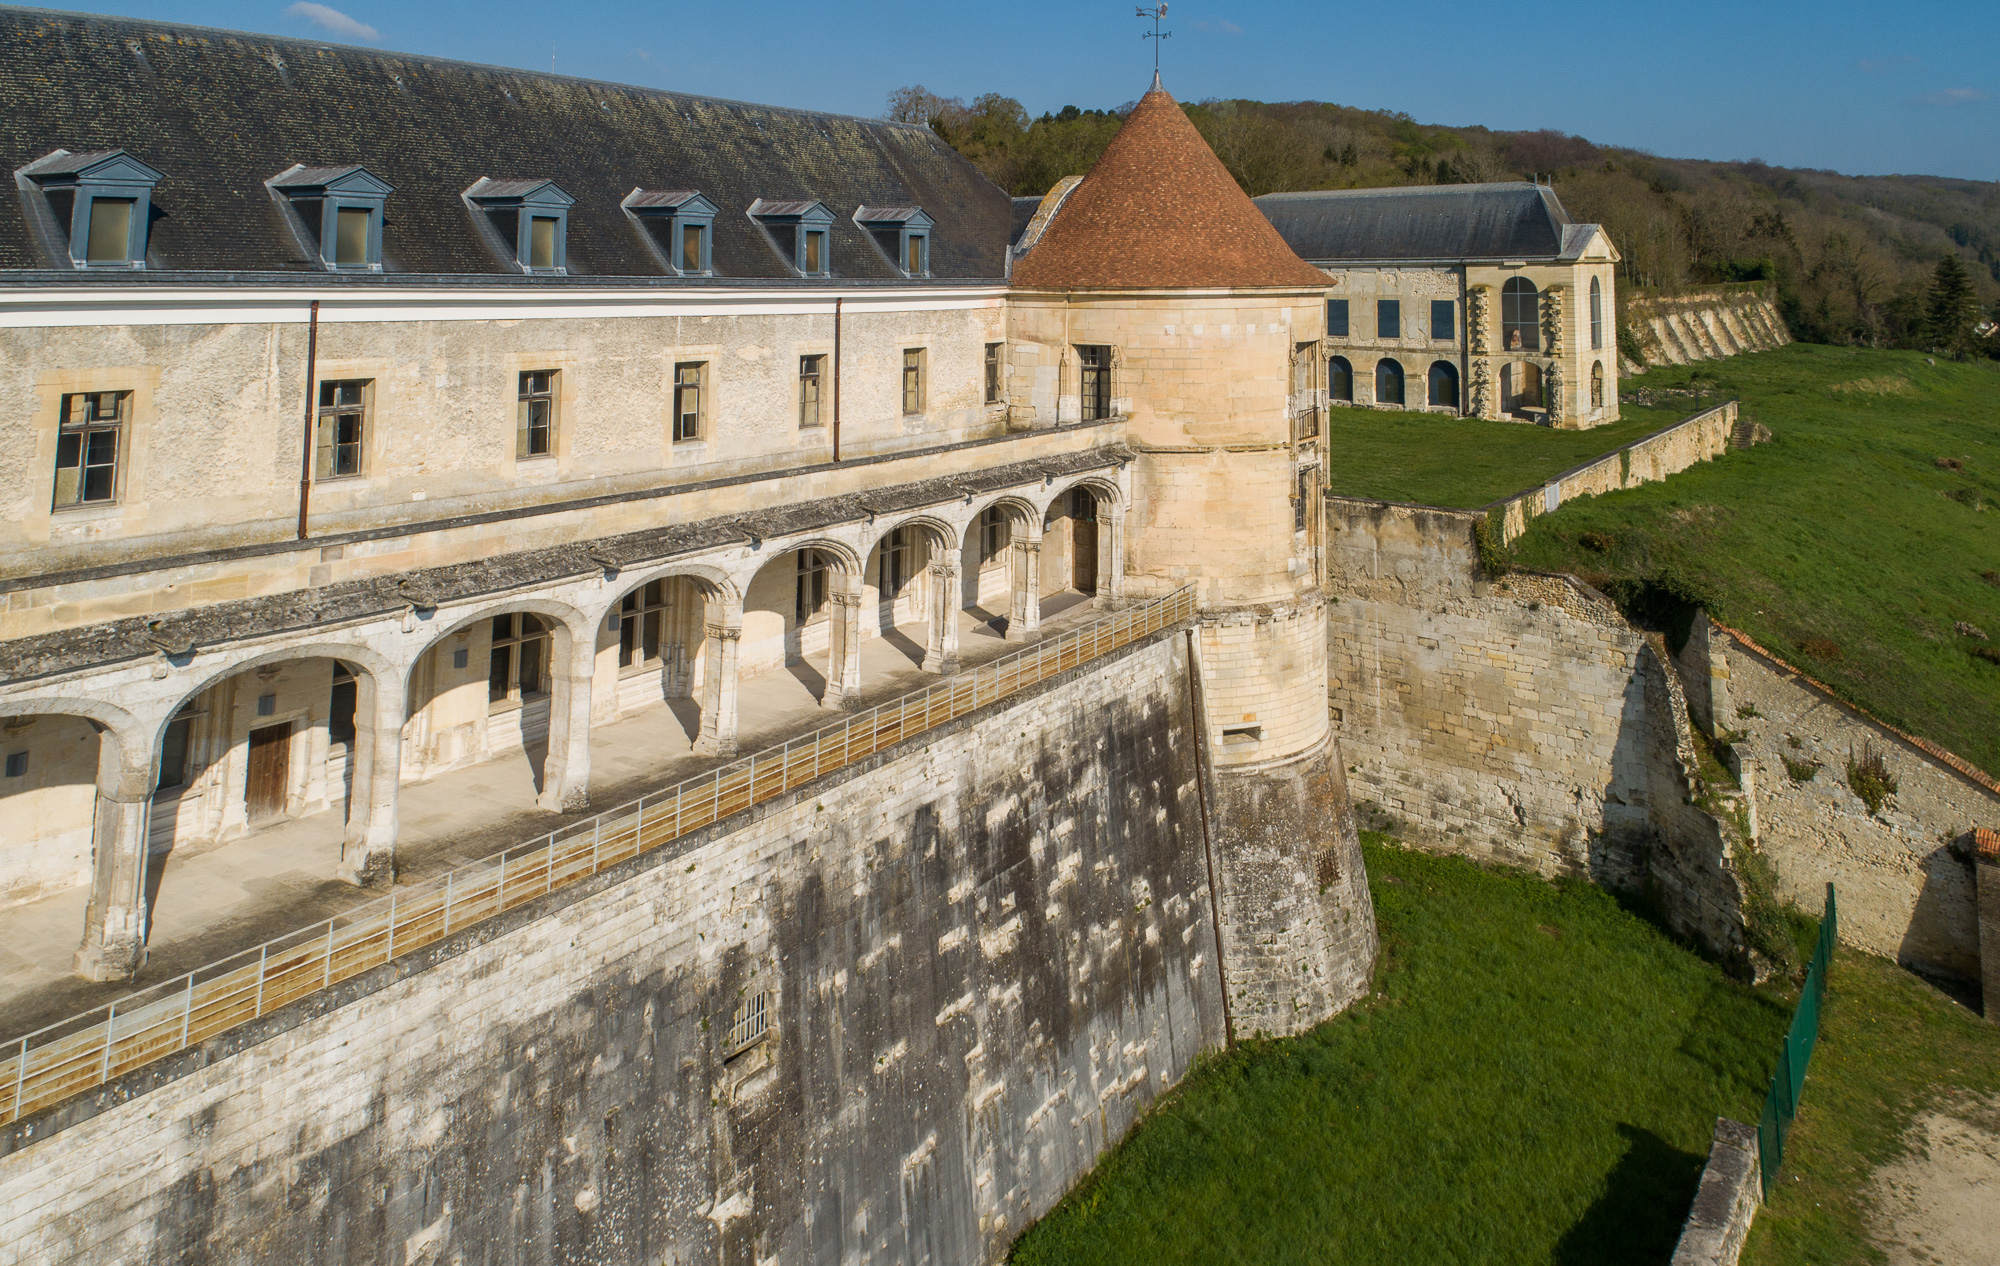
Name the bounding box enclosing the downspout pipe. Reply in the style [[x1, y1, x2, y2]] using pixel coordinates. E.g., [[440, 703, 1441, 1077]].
[[296, 299, 319, 540], [831, 296, 843, 462]]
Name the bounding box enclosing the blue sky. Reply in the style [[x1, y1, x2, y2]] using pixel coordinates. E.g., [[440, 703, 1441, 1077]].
[[52, 0, 2000, 180]]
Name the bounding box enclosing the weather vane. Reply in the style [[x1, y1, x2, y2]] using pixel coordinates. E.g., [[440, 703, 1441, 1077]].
[[1136, 3, 1170, 76]]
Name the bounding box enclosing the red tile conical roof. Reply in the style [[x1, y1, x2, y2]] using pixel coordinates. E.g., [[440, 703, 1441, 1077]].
[[1012, 84, 1329, 291]]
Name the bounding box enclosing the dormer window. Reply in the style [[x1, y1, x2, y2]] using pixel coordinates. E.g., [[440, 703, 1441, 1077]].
[[748, 199, 835, 278], [466, 178, 574, 274], [20, 149, 163, 268], [624, 190, 716, 275], [269, 164, 393, 271], [856, 206, 933, 278]]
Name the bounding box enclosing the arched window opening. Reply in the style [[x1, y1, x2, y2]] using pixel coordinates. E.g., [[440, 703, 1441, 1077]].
[[1591, 360, 1605, 409], [1375, 358, 1405, 407], [1428, 360, 1460, 410], [1501, 277, 1540, 352], [795, 550, 832, 625], [489, 613, 550, 709], [1501, 360, 1544, 414], [1589, 276, 1603, 351], [1328, 355, 1353, 403], [978, 506, 1011, 565]]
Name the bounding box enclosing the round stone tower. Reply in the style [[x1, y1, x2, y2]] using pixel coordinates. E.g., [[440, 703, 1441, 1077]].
[[1010, 78, 1377, 1034]]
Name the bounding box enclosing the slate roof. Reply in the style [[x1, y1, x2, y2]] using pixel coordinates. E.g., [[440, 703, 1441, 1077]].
[[1254, 182, 1580, 262], [1011, 84, 1328, 291], [0, 7, 1009, 282]]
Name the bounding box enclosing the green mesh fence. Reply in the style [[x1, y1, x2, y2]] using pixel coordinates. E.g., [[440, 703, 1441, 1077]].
[[1757, 883, 1838, 1199]]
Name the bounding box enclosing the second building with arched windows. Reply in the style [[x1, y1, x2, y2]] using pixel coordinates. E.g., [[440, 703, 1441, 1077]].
[[1257, 182, 1622, 429]]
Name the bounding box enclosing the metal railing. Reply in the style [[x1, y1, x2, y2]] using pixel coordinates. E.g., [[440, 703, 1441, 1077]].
[[0, 586, 1196, 1128], [1757, 882, 1838, 1197]]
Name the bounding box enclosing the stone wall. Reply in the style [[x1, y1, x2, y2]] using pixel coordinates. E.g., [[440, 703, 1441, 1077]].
[[1688, 624, 2000, 983], [1324, 498, 1747, 957], [1670, 1119, 1762, 1266], [0, 632, 1227, 1266], [1492, 402, 1735, 546], [1978, 834, 1999, 1018], [1622, 286, 1791, 375]]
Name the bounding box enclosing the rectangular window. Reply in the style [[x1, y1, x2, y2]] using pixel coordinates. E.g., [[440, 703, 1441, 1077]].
[[4, 752, 25, 779], [681, 221, 706, 273], [1431, 300, 1456, 341], [984, 343, 1002, 404], [85, 197, 135, 263], [902, 348, 926, 416], [979, 506, 1010, 562], [315, 380, 367, 480], [1326, 298, 1349, 338], [529, 216, 558, 270], [799, 354, 824, 428], [880, 526, 911, 596], [795, 550, 829, 624], [803, 229, 826, 275], [52, 390, 126, 508], [673, 362, 705, 442], [1377, 300, 1401, 339], [158, 710, 195, 789], [517, 370, 556, 459], [905, 233, 925, 275], [618, 579, 669, 672], [335, 207, 370, 266], [724, 990, 770, 1057], [489, 613, 550, 709], [1078, 344, 1111, 421]]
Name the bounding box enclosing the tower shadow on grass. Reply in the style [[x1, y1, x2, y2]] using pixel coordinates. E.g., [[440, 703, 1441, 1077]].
[[1552, 1124, 1706, 1265]]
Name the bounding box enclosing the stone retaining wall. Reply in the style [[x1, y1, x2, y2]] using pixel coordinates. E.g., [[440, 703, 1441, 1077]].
[[1493, 402, 1735, 545], [1670, 1118, 1762, 1266], [1624, 287, 1791, 375]]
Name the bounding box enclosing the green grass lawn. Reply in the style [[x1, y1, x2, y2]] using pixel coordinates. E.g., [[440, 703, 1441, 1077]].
[[1501, 345, 2000, 775], [1008, 839, 1791, 1265], [1745, 948, 2000, 1265], [1321, 401, 1685, 508]]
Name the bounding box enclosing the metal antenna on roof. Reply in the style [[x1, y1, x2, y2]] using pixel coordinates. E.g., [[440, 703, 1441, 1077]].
[[1136, 3, 1170, 82]]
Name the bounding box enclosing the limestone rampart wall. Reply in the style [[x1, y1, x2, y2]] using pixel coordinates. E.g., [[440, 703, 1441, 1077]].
[[1494, 402, 1734, 545], [0, 633, 1225, 1266], [1622, 287, 1791, 375]]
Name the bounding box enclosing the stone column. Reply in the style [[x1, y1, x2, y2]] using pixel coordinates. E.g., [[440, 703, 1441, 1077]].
[[695, 595, 743, 756], [1978, 829, 2000, 1022], [1099, 500, 1125, 605], [338, 667, 404, 885], [74, 726, 154, 981], [922, 557, 961, 674], [537, 629, 593, 813], [1007, 537, 1042, 641], [824, 574, 865, 709]]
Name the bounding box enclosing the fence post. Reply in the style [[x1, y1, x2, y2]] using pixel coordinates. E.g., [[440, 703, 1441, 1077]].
[[100, 1001, 116, 1082], [443, 871, 453, 937], [322, 917, 336, 988], [592, 816, 602, 874], [387, 887, 397, 961], [497, 851, 507, 911], [254, 943, 268, 1015], [180, 972, 194, 1048], [12, 1035, 25, 1123]]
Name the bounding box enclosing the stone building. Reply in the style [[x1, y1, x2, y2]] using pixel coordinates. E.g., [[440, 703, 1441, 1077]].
[[1257, 183, 1623, 428]]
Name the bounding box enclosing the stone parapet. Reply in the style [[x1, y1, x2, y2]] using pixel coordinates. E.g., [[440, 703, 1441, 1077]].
[[1670, 1118, 1762, 1266]]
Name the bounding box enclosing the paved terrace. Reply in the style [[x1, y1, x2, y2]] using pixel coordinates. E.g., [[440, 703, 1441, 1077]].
[[0, 595, 1101, 1044]]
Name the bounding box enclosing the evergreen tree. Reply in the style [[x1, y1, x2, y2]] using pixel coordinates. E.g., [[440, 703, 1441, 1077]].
[[1923, 255, 1980, 358]]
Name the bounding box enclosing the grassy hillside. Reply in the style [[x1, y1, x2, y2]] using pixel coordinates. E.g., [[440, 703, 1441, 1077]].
[[1008, 839, 1790, 1265], [893, 88, 2000, 351], [1508, 344, 2000, 775]]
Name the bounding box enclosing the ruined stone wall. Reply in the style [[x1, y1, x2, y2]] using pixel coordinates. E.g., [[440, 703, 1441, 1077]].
[[1622, 287, 1790, 375], [0, 632, 1226, 1266], [1697, 629, 1998, 982]]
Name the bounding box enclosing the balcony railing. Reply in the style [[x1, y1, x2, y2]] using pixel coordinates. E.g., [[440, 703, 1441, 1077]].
[[0, 586, 1196, 1128]]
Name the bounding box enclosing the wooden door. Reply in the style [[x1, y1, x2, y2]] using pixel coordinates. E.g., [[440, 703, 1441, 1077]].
[[245, 722, 291, 821], [1072, 518, 1099, 594]]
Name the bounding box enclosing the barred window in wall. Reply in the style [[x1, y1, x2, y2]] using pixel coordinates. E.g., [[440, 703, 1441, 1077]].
[[1292, 344, 1319, 438], [52, 390, 126, 508], [795, 550, 831, 624], [488, 613, 550, 709], [979, 506, 1010, 563], [879, 526, 912, 597], [984, 343, 1002, 404], [618, 580, 671, 673], [799, 355, 824, 428], [1589, 277, 1603, 350], [517, 370, 556, 458], [902, 348, 927, 416], [674, 362, 705, 442], [724, 991, 770, 1057], [1078, 344, 1111, 421], [316, 380, 368, 479], [1501, 278, 1540, 351]]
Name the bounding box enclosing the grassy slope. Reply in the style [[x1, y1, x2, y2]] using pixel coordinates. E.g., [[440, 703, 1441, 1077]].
[[1321, 405, 1682, 509], [1746, 949, 2000, 1265], [1505, 345, 2000, 775], [1008, 840, 1789, 1266]]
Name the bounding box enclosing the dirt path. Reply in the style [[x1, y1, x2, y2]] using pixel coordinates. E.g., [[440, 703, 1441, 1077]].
[[1868, 1095, 2000, 1265]]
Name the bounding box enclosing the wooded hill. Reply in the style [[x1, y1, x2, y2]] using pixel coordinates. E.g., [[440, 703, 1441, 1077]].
[[890, 88, 2000, 353]]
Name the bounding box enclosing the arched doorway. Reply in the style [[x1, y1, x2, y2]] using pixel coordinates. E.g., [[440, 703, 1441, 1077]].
[[1502, 361, 1544, 415], [961, 498, 1040, 642], [743, 544, 864, 707], [1374, 358, 1405, 407], [1328, 355, 1353, 403], [1428, 360, 1460, 410]]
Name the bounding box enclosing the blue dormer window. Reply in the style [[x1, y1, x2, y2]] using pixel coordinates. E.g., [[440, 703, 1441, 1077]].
[[855, 206, 933, 278], [21, 149, 164, 268], [748, 199, 835, 278], [466, 178, 574, 274], [624, 190, 717, 275], [269, 164, 394, 271]]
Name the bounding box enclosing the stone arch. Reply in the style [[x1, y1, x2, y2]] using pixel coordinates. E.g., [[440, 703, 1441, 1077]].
[[962, 495, 1041, 619], [1591, 359, 1605, 409], [742, 538, 867, 708], [0, 697, 145, 922], [1502, 276, 1541, 352], [1428, 360, 1460, 410], [1328, 354, 1354, 403], [1589, 275, 1604, 351], [1374, 357, 1406, 407], [1040, 476, 1123, 603], [593, 564, 741, 749], [864, 514, 963, 673]]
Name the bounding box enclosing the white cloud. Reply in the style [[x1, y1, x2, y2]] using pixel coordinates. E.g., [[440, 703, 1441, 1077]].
[[1917, 87, 1988, 106], [286, 3, 379, 42]]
